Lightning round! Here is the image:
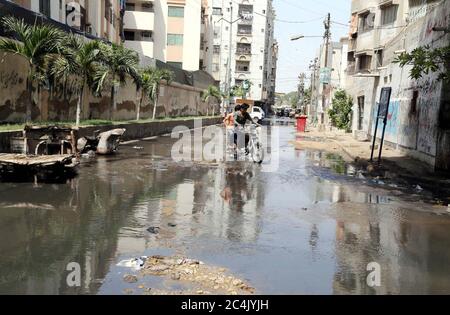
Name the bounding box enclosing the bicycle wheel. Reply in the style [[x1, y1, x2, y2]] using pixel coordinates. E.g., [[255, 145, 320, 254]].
[[251, 142, 264, 164]]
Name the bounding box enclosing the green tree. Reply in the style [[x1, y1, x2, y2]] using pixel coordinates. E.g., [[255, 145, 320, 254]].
[[231, 80, 252, 99], [144, 68, 174, 120], [51, 35, 102, 126], [328, 89, 353, 131], [0, 17, 64, 123], [202, 85, 222, 116], [135, 69, 152, 121], [94, 43, 140, 119], [394, 45, 450, 82]]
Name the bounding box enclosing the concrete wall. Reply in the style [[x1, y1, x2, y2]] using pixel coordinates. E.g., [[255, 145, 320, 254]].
[[0, 51, 218, 123]]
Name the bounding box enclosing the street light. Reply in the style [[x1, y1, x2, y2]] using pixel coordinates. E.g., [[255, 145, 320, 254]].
[[290, 35, 323, 41]]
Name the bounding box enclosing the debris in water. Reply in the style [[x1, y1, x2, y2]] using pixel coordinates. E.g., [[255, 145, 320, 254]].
[[123, 274, 138, 283], [415, 185, 424, 191], [140, 255, 255, 295], [147, 227, 160, 234], [168, 223, 177, 227], [133, 146, 144, 150], [117, 256, 148, 271]]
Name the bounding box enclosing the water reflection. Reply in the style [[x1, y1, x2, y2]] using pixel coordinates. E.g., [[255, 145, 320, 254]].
[[0, 136, 266, 294]]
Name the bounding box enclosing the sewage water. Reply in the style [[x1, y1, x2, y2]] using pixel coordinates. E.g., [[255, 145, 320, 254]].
[[0, 121, 449, 294]]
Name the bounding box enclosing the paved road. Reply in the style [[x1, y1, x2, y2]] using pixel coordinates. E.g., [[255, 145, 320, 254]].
[[0, 118, 449, 294]]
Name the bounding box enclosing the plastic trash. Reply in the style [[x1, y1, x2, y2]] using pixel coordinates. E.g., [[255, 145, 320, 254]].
[[117, 256, 148, 271]]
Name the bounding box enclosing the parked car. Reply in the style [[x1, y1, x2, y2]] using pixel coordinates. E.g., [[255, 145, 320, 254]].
[[250, 106, 265, 123]]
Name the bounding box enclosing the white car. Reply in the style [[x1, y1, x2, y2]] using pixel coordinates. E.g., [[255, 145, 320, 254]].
[[249, 106, 265, 123]]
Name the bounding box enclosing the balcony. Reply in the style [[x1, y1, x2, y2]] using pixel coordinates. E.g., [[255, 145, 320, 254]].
[[124, 10, 154, 31], [235, 61, 250, 73], [236, 48, 251, 55], [124, 40, 154, 58]]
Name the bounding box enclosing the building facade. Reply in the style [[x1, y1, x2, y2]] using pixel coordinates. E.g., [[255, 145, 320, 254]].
[[123, 0, 201, 71], [344, 0, 449, 171], [9, 0, 123, 43], [311, 39, 349, 126], [201, 0, 278, 106]]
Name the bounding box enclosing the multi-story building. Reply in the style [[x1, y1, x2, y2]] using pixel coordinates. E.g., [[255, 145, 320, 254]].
[[311, 39, 349, 126], [344, 0, 449, 171], [8, 0, 123, 43], [201, 0, 277, 107], [123, 0, 201, 71]]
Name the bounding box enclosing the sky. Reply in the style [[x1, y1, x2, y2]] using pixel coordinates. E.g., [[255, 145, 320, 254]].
[[273, 0, 352, 93]]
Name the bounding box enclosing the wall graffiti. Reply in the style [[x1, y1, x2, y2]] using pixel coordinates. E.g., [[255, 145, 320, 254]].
[[372, 100, 400, 139], [0, 70, 23, 89]]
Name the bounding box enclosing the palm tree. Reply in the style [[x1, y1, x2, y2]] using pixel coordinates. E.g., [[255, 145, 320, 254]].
[[135, 69, 152, 121], [94, 43, 140, 120], [51, 35, 102, 127], [0, 17, 64, 123], [145, 68, 174, 120], [202, 85, 223, 116]]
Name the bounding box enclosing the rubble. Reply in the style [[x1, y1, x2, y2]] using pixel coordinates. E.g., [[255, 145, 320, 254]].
[[139, 255, 255, 295]]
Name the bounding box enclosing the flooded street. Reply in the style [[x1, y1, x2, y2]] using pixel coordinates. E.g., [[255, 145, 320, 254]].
[[1, 119, 450, 295]]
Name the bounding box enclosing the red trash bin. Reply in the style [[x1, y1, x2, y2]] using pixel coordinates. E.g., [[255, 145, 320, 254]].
[[296, 115, 308, 132]]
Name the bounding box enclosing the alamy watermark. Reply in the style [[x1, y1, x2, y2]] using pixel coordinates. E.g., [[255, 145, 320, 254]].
[[366, 262, 381, 288], [66, 2, 83, 29], [66, 262, 81, 287]]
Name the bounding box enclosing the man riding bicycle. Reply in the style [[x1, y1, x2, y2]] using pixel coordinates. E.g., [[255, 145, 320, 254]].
[[233, 104, 259, 154]]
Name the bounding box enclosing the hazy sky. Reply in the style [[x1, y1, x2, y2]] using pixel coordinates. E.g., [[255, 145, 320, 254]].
[[273, 0, 352, 93]]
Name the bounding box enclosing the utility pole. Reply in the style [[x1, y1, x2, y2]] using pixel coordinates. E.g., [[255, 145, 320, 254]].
[[320, 13, 331, 128], [309, 58, 319, 122], [298, 73, 306, 112], [227, 1, 234, 114]]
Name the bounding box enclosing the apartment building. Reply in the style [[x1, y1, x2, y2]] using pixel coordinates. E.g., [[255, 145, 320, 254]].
[[7, 0, 123, 43], [201, 0, 277, 105], [311, 39, 349, 126], [123, 0, 201, 71], [345, 0, 449, 171]]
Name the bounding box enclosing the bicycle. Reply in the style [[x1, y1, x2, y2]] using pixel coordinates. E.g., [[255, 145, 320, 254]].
[[246, 124, 264, 164]]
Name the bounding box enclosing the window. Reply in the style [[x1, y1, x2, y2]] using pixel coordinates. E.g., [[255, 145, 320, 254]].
[[124, 31, 135, 41], [168, 62, 183, 69], [212, 7, 222, 15], [381, 4, 398, 25], [358, 96, 365, 130], [126, 3, 135, 11], [359, 12, 374, 32], [410, 90, 419, 115], [358, 54, 372, 71], [238, 25, 252, 35], [375, 49, 383, 67], [39, 0, 51, 17], [213, 45, 221, 54], [167, 34, 184, 46], [168, 6, 184, 17], [142, 3, 154, 12], [213, 63, 220, 72], [141, 31, 153, 41]]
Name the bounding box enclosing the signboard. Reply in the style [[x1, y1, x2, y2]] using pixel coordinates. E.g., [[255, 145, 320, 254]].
[[319, 68, 332, 84], [378, 87, 392, 119], [370, 86, 392, 164]]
